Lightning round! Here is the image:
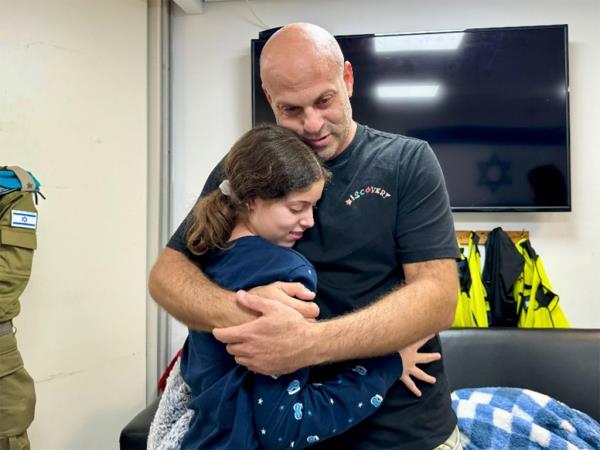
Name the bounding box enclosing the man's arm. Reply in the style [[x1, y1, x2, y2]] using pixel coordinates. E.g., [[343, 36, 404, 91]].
[[214, 258, 457, 374], [312, 258, 457, 363], [148, 248, 319, 331], [148, 247, 253, 330]]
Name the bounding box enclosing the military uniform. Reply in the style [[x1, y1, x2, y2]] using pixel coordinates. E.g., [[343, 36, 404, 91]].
[[0, 167, 40, 450]]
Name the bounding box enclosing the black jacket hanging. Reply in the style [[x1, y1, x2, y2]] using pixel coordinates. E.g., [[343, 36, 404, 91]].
[[482, 227, 524, 326]]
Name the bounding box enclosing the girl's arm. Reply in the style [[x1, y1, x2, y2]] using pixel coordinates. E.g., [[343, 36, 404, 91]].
[[252, 354, 402, 450]]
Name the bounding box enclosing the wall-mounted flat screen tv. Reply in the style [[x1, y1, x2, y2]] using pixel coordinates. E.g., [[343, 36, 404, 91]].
[[251, 25, 571, 212]]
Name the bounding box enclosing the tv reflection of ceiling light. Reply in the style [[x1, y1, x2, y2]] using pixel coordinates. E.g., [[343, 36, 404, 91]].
[[558, 84, 569, 97], [374, 32, 464, 52], [376, 84, 441, 99]]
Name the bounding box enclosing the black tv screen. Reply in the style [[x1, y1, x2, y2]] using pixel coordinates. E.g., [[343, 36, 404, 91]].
[[251, 25, 571, 212]]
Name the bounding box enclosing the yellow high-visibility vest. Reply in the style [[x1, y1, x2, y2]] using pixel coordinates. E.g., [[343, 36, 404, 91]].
[[513, 238, 569, 328], [452, 232, 489, 328], [453, 247, 473, 327]]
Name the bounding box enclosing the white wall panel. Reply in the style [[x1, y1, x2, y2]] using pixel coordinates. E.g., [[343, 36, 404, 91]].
[[1, 0, 148, 447]]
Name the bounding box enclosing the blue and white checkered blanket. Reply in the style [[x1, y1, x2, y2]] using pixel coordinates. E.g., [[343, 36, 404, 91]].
[[452, 388, 600, 450]]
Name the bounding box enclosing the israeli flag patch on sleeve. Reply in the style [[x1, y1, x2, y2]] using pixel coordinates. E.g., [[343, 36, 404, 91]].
[[11, 210, 37, 229]]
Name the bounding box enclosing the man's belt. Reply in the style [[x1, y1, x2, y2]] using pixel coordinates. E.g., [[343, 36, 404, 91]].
[[0, 320, 14, 336]]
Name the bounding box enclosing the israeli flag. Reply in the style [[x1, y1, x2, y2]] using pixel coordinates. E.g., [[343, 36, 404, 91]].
[[11, 210, 37, 229]]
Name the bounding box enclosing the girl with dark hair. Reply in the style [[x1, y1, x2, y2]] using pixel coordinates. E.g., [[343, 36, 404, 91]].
[[178, 124, 404, 450], [186, 122, 331, 256]]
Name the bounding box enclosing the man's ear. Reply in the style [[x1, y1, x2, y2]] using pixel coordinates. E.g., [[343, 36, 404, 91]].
[[262, 84, 273, 105], [343, 61, 354, 98]]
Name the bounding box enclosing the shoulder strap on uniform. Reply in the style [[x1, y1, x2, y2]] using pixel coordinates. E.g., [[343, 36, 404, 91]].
[[5, 166, 36, 192]]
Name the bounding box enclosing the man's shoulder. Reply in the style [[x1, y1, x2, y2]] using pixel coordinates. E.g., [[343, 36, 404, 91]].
[[360, 124, 428, 149], [355, 124, 431, 168]]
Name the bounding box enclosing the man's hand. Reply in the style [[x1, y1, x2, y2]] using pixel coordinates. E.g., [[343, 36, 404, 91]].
[[248, 282, 319, 320], [213, 290, 317, 375], [398, 335, 441, 397]]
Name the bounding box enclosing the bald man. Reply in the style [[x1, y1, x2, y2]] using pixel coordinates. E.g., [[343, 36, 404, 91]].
[[150, 23, 461, 449]]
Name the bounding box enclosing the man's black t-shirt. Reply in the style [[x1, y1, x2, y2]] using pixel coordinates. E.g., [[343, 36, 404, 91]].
[[167, 124, 460, 449]]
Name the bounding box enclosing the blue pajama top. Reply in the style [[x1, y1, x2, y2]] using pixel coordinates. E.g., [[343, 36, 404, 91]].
[[179, 236, 402, 450]]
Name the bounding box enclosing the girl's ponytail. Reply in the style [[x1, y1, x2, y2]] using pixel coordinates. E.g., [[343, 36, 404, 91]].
[[186, 190, 239, 255]]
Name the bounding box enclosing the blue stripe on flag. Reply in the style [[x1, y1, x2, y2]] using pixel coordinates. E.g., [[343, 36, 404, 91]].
[[14, 222, 36, 228]]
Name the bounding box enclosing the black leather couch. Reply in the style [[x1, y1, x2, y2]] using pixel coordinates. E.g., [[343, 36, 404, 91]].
[[120, 328, 600, 449]]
